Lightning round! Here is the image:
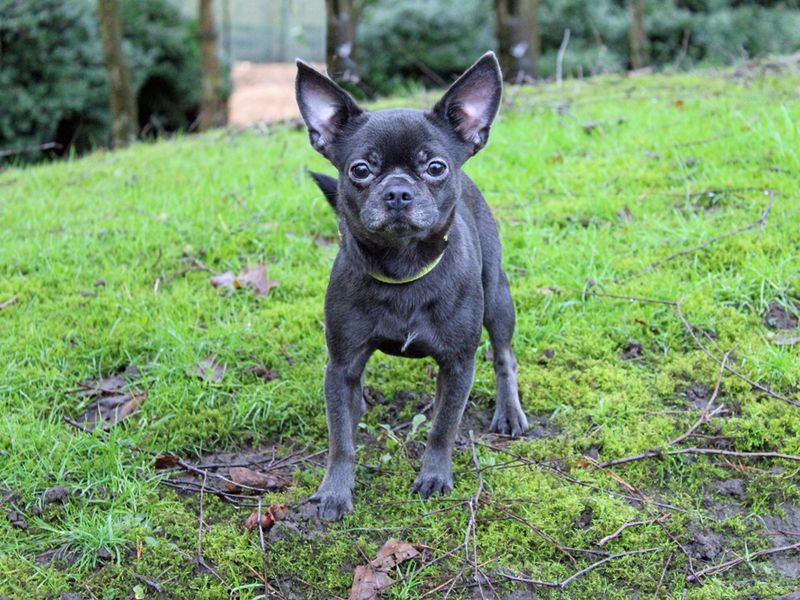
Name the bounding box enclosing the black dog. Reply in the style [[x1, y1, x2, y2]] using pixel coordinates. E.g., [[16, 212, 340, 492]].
[[295, 52, 528, 521]]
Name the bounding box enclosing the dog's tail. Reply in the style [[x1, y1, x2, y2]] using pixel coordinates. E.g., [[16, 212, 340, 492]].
[[310, 171, 338, 212]]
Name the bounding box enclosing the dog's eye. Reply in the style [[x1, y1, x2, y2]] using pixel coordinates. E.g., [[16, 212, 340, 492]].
[[426, 161, 447, 178], [350, 162, 372, 181]]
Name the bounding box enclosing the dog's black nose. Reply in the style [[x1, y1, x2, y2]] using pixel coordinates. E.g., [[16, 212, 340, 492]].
[[383, 184, 414, 210]]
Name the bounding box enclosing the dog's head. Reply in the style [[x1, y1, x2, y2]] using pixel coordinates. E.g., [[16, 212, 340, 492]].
[[295, 53, 502, 241]]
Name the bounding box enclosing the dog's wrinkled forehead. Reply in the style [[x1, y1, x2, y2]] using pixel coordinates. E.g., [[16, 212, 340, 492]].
[[337, 109, 455, 168]]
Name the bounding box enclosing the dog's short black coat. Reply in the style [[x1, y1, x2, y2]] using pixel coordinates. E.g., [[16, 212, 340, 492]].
[[295, 52, 529, 520]]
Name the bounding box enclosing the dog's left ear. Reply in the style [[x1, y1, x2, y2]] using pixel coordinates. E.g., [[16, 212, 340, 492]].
[[295, 60, 363, 158], [432, 52, 502, 155]]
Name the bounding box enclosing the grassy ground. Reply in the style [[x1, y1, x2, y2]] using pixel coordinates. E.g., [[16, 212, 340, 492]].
[[1, 66, 799, 600]]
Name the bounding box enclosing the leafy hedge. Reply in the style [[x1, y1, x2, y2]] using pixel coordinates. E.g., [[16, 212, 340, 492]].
[[0, 0, 204, 161], [358, 0, 800, 94]]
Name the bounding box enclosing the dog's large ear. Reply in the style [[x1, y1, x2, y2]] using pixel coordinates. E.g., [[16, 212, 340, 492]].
[[295, 60, 363, 158], [310, 171, 338, 212], [432, 52, 502, 155]]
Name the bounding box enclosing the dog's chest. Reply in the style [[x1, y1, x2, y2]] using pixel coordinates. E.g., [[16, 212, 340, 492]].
[[369, 294, 441, 359]]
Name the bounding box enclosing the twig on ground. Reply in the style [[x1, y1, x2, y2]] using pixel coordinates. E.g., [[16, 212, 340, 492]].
[[598, 447, 800, 469], [620, 191, 775, 282], [653, 551, 673, 599], [497, 547, 660, 589], [686, 541, 800, 583], [0, 141, 60, 158], [669, 349, 731, 446], [587, 293, 799, 408], [133, 573, 163, 593], [675, 300, 799, 408], [597, 514, 668, 547], [195, 473, 229, 589], [0, 295, 17, 310], [467, 430, 486, 600], [500, 510, 576, 563]]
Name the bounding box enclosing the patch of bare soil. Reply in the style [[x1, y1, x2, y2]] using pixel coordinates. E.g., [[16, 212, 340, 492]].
[[762, 503, 800, 578], [228, 62, 324, 127], [764, 300, 800, 331]]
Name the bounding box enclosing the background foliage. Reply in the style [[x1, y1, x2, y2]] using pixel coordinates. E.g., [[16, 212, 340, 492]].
[[0, 0, 203, 159], [358, 0, 800, 94]]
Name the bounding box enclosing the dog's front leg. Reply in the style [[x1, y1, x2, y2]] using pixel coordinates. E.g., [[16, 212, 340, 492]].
[[412, 357, 475, 498], [311, 353, 370, 521]]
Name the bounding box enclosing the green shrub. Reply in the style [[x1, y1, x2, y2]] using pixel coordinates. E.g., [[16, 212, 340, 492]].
[[358, 0, 497, 96], [0, 0, 206, 162]]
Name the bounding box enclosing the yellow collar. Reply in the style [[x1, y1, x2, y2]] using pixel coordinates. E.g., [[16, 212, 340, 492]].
[[368, 235, 448, 285]]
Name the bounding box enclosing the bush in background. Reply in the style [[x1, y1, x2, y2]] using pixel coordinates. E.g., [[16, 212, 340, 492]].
[[358, 0, 800, 94], [358, 0, 497, 95], [0, 0, 205, 162]]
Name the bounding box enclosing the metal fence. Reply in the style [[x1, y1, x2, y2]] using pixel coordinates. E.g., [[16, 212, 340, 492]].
[[173, 0, 325, 63]]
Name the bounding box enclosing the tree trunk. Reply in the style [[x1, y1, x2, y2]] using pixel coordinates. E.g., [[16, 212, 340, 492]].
[[325, 0, 358, 82], [97, 0, 138, 148], [629, 0, 649, 70], [495, 0, 540, 82], [198, 0, 226, 131]]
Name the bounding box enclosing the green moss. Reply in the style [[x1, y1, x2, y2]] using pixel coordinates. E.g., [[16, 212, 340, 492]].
[[2, 67, 800, 598]]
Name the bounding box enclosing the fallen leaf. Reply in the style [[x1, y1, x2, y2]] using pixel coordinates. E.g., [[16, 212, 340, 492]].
[[773, 333, 800, 346], [548, 153, 564, 164], [349, 565, 393, 600], [209, 271, 236, 289], [189, 356, 226, 382], [71, 366, 146, 429], [243, 503, 289, 531], [225, 467, 284, 492], [616, 206, 635, 222], [582, 120, 601, 134], [370, 538, 420, 570], [0, 295, 18, 310], [210, 263, 278, 298], [247, 366, 279, 382], [154, 453, 180, 469], [673, 99, 685, 109]]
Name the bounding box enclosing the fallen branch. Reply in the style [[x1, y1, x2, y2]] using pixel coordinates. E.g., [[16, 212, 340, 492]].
[[686, 541, 800, 583], [0, 295, 17, 311], [621, 191, 775, 282], [597, 514, 668, 547], [653, 551, 673, 599], [598, 447, 800, 469], [497, 547, 660, 589], [675, 300, 799, 408]]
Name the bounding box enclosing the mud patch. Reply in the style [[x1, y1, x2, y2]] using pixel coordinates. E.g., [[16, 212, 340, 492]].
[[764, 300, 800, 331], [687, 527, 724, 560], [619, 339, 644, 361], [761, 503, 800, 578]]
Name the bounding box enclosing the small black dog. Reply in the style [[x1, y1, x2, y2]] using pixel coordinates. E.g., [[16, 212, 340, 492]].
[[295, 52, 528, 521]]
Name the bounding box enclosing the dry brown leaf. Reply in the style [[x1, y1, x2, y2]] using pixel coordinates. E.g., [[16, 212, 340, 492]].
[[370, 538, 420, 570], [153, 453, 180, 469], [71, 366, 146, 429], [349, 565, 393, 600], [189, 356, 226, 382], [210, 263, 278, 298], [242, 503, 289, 531], [224, 466, 285, 492]]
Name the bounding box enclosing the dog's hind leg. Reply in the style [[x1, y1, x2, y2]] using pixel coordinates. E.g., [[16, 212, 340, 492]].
[[484, 267, 528, 436]]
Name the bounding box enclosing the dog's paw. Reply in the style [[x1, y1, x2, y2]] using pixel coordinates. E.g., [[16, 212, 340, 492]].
[[490, 406, 529, 437], [309, 489, 353, 521], [411, 472, 453, 499]]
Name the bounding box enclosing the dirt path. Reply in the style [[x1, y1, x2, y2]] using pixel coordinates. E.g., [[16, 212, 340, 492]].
[[228, 61, 324, 126]]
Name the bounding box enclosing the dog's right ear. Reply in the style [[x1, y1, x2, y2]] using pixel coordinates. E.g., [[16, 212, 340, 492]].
[[310, 171, 338, 212], [295, 60, 363, 158]]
